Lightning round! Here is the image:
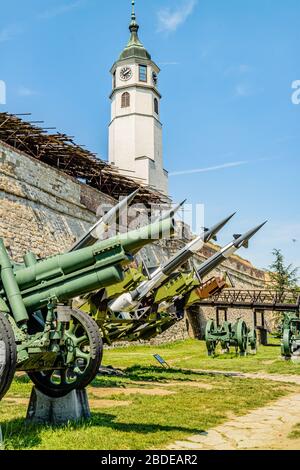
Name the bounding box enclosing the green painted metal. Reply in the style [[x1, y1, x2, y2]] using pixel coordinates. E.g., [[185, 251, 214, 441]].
[[205, 319, 257, 357], [281, 312, 300, 358], [153, 272, 197, 305], [0, 216, 174, 399], [0, 239, 29, 325], [78, 268, 225, 345], [78, 216, 265, 345]]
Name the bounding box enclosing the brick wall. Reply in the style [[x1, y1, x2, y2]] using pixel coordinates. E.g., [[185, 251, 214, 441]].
[[0, 141, 114, 261]]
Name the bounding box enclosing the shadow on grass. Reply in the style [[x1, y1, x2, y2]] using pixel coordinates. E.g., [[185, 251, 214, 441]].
[[2, 412, 205, 450], [90, 365, 232, 389]]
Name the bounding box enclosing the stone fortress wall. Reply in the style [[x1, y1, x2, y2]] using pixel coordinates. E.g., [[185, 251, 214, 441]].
[[0, 141, 268, 342]]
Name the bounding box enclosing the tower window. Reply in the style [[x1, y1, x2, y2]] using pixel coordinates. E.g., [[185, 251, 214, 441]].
[[154, 98, 159, 115], [139, 65, 147, 82], [121, 92, 130, 108], [113, 71, 116, 89]]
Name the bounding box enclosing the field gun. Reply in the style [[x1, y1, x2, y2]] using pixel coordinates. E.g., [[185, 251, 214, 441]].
[[205, 318, 257, 356], [281, 312, 300, 358], [0, 217, 174, 400]]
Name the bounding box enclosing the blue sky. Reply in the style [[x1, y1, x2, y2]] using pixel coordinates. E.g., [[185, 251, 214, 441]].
[[1, 0, 299, 272]]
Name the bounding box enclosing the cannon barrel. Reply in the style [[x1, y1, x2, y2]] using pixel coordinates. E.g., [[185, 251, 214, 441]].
[[69, 189, 139, 252], [22, 264, 125, 313], [11, 217, 174, 292], [109, 214, 234, 313]]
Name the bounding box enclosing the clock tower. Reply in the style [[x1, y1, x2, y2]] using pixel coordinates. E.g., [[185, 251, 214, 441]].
[[108, 1, 168, 195]]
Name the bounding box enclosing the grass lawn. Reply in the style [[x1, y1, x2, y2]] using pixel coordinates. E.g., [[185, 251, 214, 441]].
[[103, 337, 300, 375], [289, 424, 300, 439], [1, 339, 299, 450]]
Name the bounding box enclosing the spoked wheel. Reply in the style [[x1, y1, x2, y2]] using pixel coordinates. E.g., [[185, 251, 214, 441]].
[[236, 320, 248, 356], [0, 312, 17, 401], [205, 320, 217, 356], [248, 329, 257, 353], [28, 309, 103, 398], [282, 328, 292, 358], [221, 342, 230, 354]]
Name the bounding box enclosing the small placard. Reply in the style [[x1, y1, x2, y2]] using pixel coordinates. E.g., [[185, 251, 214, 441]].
[[153, 354, 170, 369]]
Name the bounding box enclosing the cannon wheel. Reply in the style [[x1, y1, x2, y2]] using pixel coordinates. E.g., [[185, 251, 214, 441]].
[[28, 309, 103, 398], [220, 341, 230, 354], [0, 312, 17, 401], [236, 319, 248, 356], [282, 328, 292, 358], [248, 329, 257, 353], [205, 320, 217, 356]]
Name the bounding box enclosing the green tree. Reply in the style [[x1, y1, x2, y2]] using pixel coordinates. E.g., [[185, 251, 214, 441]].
[[269, 249, 299, 294], [269, 249, 299, 333]]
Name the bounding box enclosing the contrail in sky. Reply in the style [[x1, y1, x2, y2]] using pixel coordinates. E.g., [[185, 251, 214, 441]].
[[169, 157, 277, 177], [169, 161, 248, 177]]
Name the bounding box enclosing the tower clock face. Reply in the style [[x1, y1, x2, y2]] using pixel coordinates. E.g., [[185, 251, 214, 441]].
[[120, 66, 132, 81]]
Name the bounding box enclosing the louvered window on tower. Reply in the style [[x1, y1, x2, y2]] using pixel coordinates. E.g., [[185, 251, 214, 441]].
[[121, 92, 130, 108]]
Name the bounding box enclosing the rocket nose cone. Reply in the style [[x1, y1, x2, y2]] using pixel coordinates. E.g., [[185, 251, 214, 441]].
[[126, 188, 140, 204], [204, 212, 236, 242], [235, 221, 268, 247]]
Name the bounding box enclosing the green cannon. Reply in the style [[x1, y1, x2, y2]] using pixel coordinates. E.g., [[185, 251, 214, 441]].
[[0, 217, 174, 400], [281, 312, 300, 358], [205, 319, 257, 356]]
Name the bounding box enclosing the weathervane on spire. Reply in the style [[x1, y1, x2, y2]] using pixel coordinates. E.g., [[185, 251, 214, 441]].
[[131, 0, 136, 22], [129, 0, 139, 34]]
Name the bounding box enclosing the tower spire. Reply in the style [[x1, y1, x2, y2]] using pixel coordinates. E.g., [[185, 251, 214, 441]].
[[118, 0, 151, 61], [131, 0, 136, 22], [129, 0, 139, 33]]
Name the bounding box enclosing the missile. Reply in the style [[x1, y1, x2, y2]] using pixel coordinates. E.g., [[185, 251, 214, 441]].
[[157, 200, 186, 222], [109, 213, 235, 313], [196, 221, 267, 280], [69, 189, 139, 252]]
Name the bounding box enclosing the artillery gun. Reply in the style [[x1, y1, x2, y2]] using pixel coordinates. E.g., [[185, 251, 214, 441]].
[[205, 318, 257, 356], [0, 217, 174, 400], [281, 312, 300, 358]]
